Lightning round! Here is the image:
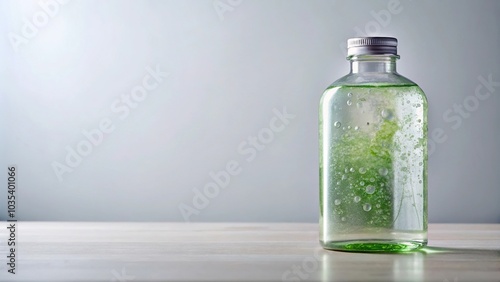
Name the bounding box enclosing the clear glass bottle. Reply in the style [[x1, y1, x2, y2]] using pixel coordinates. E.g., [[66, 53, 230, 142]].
[[319, 37, 428, 252]]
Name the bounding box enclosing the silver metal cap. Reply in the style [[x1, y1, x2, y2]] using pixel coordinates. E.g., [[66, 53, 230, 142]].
[[347, 37, 398, 56]]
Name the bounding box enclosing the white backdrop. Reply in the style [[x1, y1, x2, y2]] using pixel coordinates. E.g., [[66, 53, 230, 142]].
[[0, 0, 499, 222]]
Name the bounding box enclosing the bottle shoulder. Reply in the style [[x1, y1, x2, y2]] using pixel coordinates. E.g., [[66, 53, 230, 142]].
[[320, 73, 427, 105], [327, 72, 419, 89]]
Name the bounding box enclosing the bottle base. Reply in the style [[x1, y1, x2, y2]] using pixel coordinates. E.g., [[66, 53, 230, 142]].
[[321, 239, 427, 253]]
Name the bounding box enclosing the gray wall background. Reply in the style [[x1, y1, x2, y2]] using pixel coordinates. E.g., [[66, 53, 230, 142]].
[[0, 0, 499, 223]]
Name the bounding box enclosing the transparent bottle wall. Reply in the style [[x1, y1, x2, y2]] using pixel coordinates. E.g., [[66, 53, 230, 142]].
[[320, 83, 428, 252]]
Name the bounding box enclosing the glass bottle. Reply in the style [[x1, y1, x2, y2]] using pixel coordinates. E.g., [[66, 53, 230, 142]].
[[319, 37, 428, 252]]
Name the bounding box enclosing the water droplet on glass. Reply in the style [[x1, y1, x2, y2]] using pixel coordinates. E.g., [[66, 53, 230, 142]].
[[417, 119, 422, 123], [376, 204, 381, 208], [341, 175, 347, 180], [347, 100, 352, 106], [363, 203, 372, 211], [381, 109, 393, 120], [341, 217, 346, 221], [419, 162, 423, 166], [334, 121, 341, 128], [360, 181, 365, 186], [345, 168, 349, 173], [334, 199, 341, 205], [378, 168, 388, 176], [347, 92, 353, 97], [356, 102, 363, 109], [359, 167, 366, 174], [354, 196, 361, 203], [349, 167, 355, 173], [354, 126, 359, 131], [365, 185, 376, 194], [370, 178, 375, 182]]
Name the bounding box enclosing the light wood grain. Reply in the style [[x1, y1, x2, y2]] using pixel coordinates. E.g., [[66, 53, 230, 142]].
[[1, 223, 499, 281]]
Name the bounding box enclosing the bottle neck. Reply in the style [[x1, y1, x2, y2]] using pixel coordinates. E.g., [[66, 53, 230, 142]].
[[349, 55, 398, 74]]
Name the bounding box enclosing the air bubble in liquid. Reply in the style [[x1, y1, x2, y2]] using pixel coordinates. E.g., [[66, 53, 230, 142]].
[[363, 203, 372, 211], [359, 167, 366, 174], [354, 196, 361, 203], [347, 100, 352, 106], [334, 121, 341, 128], [365, 185, 375, 194], [334, 199, 341, 205], [381, 109, 393, 120], [378, 168, 388, 176]]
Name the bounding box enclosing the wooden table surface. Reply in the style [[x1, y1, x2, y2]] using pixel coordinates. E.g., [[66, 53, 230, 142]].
[[1, 223, 499, 282]]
